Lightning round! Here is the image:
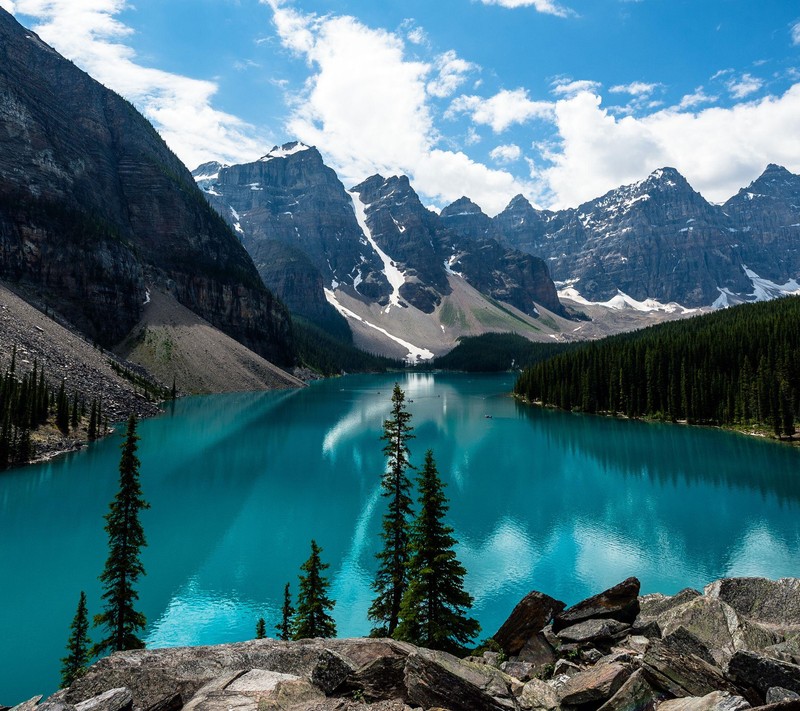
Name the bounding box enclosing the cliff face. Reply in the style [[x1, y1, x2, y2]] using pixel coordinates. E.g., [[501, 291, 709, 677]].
[[0, 10, 293, 364]]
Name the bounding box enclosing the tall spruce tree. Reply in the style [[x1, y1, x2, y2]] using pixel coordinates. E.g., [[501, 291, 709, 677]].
[[276, 582, 295, 641], [255, 618, 266, 639], [394, 450, 480, 653], [93, 415, 150, 654], [369, 383, 414, 636], [60, 591, 91, 688], [292, 540, 336, 640]]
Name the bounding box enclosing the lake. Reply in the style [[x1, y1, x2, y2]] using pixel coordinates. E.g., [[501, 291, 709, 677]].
[[1, 372, 799, 702]]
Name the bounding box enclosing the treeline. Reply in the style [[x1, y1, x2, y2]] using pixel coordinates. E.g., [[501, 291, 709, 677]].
[[434, 333, 574, 372], [1, 347, 105, 469], [514, 297, 800, 436], [293, 317, 403, 375]]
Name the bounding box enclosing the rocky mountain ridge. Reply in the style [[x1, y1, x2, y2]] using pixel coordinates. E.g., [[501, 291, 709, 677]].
[[0, 8, 293, 369], [15, 576, 800, 711], [453, 165, 800, 310], [194, 144, 567, 361]]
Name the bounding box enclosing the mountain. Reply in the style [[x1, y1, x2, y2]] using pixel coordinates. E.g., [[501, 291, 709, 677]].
[[194, 145, 568, 360], [474, 165, 800, 309], [0, 9, 293, 366]]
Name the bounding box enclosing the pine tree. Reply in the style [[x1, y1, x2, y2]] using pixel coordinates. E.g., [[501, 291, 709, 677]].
[[369, 383, 414, 636], [61, 591, 91, 688], [87, 399, 98, 441], [292, 540, 336, 640], [255, 618, 266, 639], [93, 415, 150, 654], [394, 450, 480, 653], [56, 380, 69, 434], [70, 391, 79, 431], [276, 582, 294, 641]]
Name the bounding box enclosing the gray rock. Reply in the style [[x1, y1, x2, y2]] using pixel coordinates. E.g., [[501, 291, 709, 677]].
[[500, 660, 535, 681], [517, 634, 557, 671], [553, 578, 641, 633], [493, 591, 566, 656], [553, 659, 582, 678], [557, 662, 632, 706], [641, 640, 740, 698], [517, 678, 560, 710], [596, 669, 663, 711], [663, 626, 718, 666], [557, 618, 631, 645], [638, 589, 702, 623], [727, 651, 800, 698], [705, 579, 800, 633], [74, 689, 132, 711], [142, 693, 181, 711], [767, 689, 800, 704], [310, 649, 355, 695], [404, 649, 517, 711], [10, 697, 43, 711], [658, 691, 752, 711]]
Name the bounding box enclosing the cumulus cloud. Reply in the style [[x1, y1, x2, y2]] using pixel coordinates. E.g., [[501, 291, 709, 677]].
[[490, 144, 522, 163], [427, 50, 478, 98], [8, 0, 269, 169], [541, 85, 800, 208], [263, 0, 537, 214], [448, 88, 554, 132], [0, 0, 16, 11], [726, 73, 763, 99], [478, 0, 575, 18]]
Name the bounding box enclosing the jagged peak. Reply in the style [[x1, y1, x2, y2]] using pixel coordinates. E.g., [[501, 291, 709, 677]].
[[440, 196, 486, 218], [641, 166, 691, 189], [191, 161, 227, 181], [258, 141, 314, 162], [504, 194, 535, 212]]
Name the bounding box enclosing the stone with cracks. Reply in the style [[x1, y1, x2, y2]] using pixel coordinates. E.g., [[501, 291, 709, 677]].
[[556, 662, 632, 706], [557, 618, 631, 645], [596, 669, 663, 711], [641, 640, 741, 698], [727, 652, 800, 698], [493, 591, 566, 656], [518, 678, 560, 710], [553, 578, 641, 633], [704, 579, 800, 633], [73, 689, 132, 711], [658, 691, 752, 711]]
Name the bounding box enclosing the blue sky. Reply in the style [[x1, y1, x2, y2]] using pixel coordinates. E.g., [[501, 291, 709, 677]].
[[3, 0, 800, 213]]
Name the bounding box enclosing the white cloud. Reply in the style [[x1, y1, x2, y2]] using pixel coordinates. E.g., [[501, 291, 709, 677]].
[[677, 87, 717, 110], [541, 84, 800, 208], [9, 0, 269, 169], [448, 88, 554, 132], [726, 73, 763, 99], [552, 79, 602, 97], [791, 20, 800, 45], [610, 81, 659, 97], [0, 0, 16, 11], [406, 26, 428, 46], [427, 50, 478, 99], [490, 144, 522, 163], [263, 0, 537, 214], [478, 0, 574, 18]]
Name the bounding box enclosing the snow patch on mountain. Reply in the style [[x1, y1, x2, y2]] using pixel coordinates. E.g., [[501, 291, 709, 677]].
[[742, 265, 800, 301], [559, 285, 695, 314], [350, 190, 406, 313], [259, 142, 311, 161], [324, 289, 433, 363]]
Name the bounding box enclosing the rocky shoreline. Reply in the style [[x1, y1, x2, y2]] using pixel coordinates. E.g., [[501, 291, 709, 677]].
[[9, 576, 800, 711]]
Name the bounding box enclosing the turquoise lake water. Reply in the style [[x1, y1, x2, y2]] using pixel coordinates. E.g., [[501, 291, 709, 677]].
[[2, 372, 800, 702]]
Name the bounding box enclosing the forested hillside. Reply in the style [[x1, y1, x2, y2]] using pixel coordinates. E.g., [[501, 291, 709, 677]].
[[514, 297, 800, 436], [434, 333, 573, 372]]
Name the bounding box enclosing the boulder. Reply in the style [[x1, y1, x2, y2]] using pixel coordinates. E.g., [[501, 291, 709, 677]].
[[596, 669, 663, 711], [184, 669, 323, 711], [727, 652, 800, 698], [658, 596, 778, 666], [748, 702, 800, 711], [705, 578, 800, 632], [552, 659, 582, 678], [517, 634, 557, 670], [499, 660, 536, 682], [310, 649, 355, 694], [404, 649, 518, 711], [556, 662, 632, 706], [10, 699, 43, 711], [557, 619, 631, 645], [658, 691, 752, 711], [767, 689, 800, 704], [74, 689, 132, 711], [764, 638, 800, 665], [641, 640, 740, 698], [553, 578, 641, 633], [637, 589, 702, 625], [517, 678, 560, 710], [493, 591, 566, 656], [142, 693, 182, 711], [662, 626, 718, 666]]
